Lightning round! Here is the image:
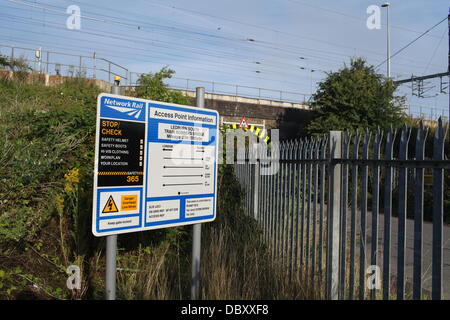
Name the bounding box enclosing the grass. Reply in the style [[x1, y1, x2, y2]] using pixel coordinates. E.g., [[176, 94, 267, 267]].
[[200, 168, 321, 300]]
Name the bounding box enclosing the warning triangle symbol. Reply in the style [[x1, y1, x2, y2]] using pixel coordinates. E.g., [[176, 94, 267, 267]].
[[238, 116, 249, 129], [102, 195, 119, 213]]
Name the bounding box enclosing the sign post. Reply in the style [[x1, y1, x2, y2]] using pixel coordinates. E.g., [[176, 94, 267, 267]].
[[92, 89, 219, 298], [105, 85, 119, 300], [191, 87, 205, 300]]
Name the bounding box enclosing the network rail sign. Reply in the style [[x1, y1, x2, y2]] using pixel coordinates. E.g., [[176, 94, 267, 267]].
[[92, 93, 219, 236]]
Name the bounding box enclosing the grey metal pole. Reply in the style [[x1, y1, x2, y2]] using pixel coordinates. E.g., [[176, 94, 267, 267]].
[[387, 5, 390, 78], [105, 234, 117, 300], [191, 87, 205, 300], [38, 47, 42, 74], [105, 84, 120, 300], [327, 131, 341, 300], [382, 2, 391, 78], [93, 52, 97, 79]]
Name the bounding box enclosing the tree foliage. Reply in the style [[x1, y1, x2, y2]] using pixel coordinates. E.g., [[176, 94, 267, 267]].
[[135, 67, 191, 105], [0, 55, 8, 68], [0, 55, 31, 72], [306, 58, 405, 135]]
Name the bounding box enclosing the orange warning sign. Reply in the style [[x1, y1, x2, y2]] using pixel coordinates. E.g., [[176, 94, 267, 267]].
[[102, 195, 119, 213], [238, 116, 249, 129], [121, 195, 138, 211]]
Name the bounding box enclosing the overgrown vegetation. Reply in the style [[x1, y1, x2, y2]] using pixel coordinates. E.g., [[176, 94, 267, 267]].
[[306, 58, 406, 135], [0, 76, 101, 299], [201, 164, 314, 299], [135, 67, 191, 105], [0, 69, 310, 300], [0, 54, 32, 81]]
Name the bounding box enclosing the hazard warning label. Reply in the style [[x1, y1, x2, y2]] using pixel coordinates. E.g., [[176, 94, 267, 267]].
[[121, 195, 138, 211], [99, 190, 141, 218], [239, 116, 249, 129], [102, 195, 119, 213]]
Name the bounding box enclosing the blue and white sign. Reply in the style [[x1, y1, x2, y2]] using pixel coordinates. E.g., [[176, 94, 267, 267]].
[[92, 93, 219, 237]]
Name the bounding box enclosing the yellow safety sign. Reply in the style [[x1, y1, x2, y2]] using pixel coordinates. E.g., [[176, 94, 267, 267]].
[[102, 195, 119, 213], [121, 195, 138, 211], [225, 123, 272, 146]]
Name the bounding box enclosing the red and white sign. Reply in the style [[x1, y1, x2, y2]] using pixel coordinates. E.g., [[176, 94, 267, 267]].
[[238, 116, 249, 129]]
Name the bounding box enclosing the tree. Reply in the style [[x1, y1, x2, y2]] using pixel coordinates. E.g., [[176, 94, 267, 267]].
[[135, 67, 191, 105], [0, 55, 8, 68], [305, 58, 405, 135], [0, 54, 31, 72]]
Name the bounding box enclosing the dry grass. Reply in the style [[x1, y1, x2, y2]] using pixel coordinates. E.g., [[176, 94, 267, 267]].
[[116, 243, 173, 300], [200, 217, 323, 299]]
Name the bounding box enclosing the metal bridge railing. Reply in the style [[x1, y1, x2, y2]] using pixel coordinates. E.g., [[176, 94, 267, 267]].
[[0, 43, 129, 84], [1, 43, 447, 119], [235, 119, 449, 300], [129, 71, 311, 104], [403, 104, 448, 122]]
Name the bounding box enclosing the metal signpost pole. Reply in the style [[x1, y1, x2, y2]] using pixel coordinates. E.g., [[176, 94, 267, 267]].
[[105, 84, 120, 300], [191, 87, 205, 300], [105, 234, 117, 300]]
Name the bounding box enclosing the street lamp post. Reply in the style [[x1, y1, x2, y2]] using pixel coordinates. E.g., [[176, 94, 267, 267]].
[[382, 2, 391, 78]]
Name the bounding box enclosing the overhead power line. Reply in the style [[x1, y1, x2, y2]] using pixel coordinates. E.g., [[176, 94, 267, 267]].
[[1, 2, 341, 71], [0, 17, 329, 82], [3, 0, 444, 73], [287, 0, 443, 39], [3, 0, 446, 87], [8, 0, 437, 70], [423, 28, 447, 74], [375, 17, 448, 70], [0, 33, 320, 88]]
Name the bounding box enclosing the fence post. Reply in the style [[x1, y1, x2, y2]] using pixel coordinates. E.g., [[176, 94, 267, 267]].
[[46, 51, 49, 74], [253, 147, 260, 220], [413, 121, 427, 300], [431, 118, 447, 299], [327, 131, 341, 300], [339, 133, 351, 300]]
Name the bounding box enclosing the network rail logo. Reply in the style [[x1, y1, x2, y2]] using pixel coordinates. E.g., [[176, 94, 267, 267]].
[[100, 97, 146, 121]]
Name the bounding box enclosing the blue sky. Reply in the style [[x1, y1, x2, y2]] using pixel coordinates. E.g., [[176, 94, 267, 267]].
[[0, 0, 448, 116]]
